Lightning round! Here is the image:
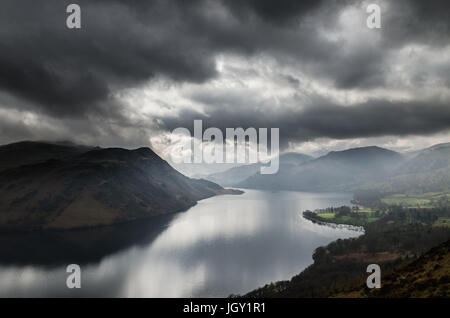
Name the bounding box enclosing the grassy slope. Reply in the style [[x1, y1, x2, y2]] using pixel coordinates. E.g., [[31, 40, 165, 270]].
[[336, 239, 450, 298]]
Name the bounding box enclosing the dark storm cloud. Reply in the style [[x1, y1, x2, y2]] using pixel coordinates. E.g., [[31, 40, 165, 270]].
[[0, 0, 449, 145], [0, 0, 219, 117], [156, 99, 450, 149], [0, 0, 351, 117], [382, 0, 450, 47], [221, 0, 326, 25], [318, 45, 387, 89]]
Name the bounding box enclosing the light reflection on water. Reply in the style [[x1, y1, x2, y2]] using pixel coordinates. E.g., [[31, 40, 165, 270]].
[[0, 189, 362, 297]]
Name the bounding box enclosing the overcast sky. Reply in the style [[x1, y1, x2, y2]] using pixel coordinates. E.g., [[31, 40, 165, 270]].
[[1, 0, 449, 160]]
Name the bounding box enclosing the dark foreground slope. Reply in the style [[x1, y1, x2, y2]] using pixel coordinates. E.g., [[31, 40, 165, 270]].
[[245, 207, 450, 298], [344, 239, 450, 298], [0, 144, 241, 230]]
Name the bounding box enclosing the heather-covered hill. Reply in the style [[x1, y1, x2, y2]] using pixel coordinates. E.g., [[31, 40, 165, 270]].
[[0, 143, 241, 230]]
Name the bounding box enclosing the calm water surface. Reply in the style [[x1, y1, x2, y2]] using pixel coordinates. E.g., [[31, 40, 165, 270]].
[[0, 189, 362, 297]]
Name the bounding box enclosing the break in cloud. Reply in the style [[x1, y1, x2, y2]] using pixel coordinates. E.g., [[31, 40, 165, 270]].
[[0, 0, 449, 154]]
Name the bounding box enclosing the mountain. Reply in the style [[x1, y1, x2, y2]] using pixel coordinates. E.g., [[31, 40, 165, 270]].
[[397, 142, 450, 174], [361, 143, 450, 193], [405, 142, 450, 158], [238, 146, 404, 192], [277, 152, 313, 164], [0, 143, 241, 231], [205, 163, 262, 187], [204, 152, 312, 187], [0, 141, 95, 171]]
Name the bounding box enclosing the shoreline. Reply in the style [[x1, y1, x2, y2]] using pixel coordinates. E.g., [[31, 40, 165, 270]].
[[0, 189, 244, 233], [302, 211, 365, 232]]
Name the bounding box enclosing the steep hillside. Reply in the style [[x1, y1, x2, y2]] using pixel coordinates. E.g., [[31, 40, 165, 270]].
[[351, 239, 450, 297], [0, 145, 241, 230]]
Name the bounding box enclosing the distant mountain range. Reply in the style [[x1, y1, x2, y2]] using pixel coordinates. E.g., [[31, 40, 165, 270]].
[[0, 141, 241, 231], [206, 144, 450, 193], [205, 152, 312, 186]]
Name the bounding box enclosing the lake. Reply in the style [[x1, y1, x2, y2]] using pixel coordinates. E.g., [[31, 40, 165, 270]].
[[0, 189, 362, 297]]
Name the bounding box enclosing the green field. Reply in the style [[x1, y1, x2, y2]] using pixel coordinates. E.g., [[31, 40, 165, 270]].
[[315, 210, 381, 226], [380, 192, 450, 208], [317, 212, 335, 219], [434, 217, 450, 228]]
